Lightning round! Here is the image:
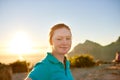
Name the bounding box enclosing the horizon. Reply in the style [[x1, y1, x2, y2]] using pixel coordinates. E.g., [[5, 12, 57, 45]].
[[0, 36, 119, 64]]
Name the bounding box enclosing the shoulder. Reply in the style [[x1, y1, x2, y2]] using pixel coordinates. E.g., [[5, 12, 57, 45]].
[[32, 58, 50, 72], [28, 59, 50, 80]]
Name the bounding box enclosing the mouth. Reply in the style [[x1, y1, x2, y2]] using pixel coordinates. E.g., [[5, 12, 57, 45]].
[[60, 47, 68, 50]]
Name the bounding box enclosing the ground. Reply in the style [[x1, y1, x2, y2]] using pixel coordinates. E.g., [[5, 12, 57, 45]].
[[12, 64, 120, 80], [71, 64, 120, 80]]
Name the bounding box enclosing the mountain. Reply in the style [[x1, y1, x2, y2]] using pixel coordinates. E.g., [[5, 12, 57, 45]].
[[69, 36, 120, 61]]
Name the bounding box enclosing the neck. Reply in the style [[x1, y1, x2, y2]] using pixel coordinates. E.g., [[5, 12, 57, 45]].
[[52, 52, 65, 64]]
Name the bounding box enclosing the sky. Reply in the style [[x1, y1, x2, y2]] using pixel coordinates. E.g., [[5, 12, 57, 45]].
[[0, 0, 120, 54]]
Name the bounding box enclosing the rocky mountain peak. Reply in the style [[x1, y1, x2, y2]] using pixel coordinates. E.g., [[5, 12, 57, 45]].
[[116, 36, 120, 42], [69, 36, 120, 61]]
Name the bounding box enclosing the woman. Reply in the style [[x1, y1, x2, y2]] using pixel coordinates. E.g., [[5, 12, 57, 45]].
[[25, 23, 74, 80]]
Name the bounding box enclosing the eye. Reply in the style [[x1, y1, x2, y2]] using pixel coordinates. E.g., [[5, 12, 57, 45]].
[[66, 37, 71, 40], [57, 38, 62, 40]]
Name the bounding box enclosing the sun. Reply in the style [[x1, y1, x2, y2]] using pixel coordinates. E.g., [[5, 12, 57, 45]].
[[8, 31, 33, 55]]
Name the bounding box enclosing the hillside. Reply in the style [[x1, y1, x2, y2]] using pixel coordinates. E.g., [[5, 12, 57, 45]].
[[69, 36, 120, 61]]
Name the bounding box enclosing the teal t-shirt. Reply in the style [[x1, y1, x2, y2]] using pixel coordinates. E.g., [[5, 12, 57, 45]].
[[28, 52, 74, 80]]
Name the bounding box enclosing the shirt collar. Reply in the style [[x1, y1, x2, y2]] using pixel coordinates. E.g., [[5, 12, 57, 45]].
[[47, 52, 70, 68], [47, 52, 60, 64]]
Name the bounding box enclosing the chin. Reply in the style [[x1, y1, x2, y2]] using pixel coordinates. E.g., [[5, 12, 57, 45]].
[[59, 49, 70, 54], [61, 51, 68, 55]]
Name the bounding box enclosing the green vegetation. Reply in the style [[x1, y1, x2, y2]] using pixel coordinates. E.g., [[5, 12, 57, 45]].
[[0, 62, 12, 80], [69, 54, 95, 68], [9, 60, 29, 73]]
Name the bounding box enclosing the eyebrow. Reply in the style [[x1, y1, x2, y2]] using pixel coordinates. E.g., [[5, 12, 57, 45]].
[[56, 36, 72, 39], [57, 35, 71, 37]]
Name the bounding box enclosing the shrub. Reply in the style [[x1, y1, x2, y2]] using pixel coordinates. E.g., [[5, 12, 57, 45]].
[[9, 60, 29, 73], [0, 62, 12, 80], [69, 54, 95, 68]]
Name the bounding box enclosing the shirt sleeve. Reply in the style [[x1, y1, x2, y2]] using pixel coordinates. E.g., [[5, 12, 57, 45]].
[[28, 63, 50, 80]]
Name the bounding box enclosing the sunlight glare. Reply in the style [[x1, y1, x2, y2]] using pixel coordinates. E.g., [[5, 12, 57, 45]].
[[9, 31, 33, 55]]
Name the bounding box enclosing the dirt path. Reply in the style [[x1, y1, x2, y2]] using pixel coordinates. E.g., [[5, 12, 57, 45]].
[[71, 64, 120, 80], [12, 73, 27, 80]]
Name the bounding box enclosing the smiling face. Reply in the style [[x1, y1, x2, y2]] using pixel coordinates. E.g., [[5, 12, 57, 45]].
[[51, 27, 72, 55]]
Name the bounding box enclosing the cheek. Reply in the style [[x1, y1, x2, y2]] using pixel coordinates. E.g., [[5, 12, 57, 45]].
[[68, 40, 72, 45], [51, 39, 58, 46]]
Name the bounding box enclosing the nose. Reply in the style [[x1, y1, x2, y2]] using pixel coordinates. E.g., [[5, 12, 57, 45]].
[[62, 39, 67, 45]]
